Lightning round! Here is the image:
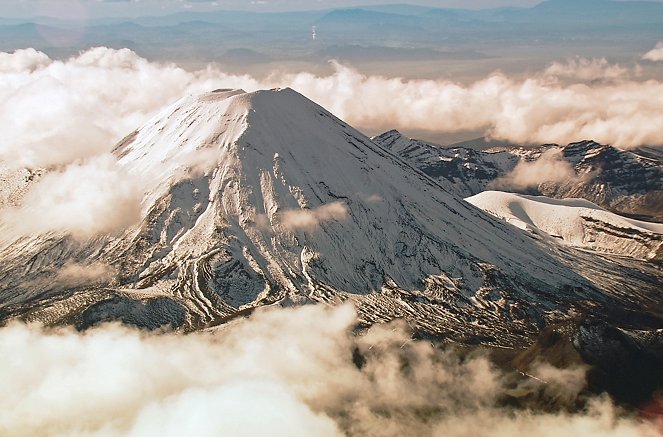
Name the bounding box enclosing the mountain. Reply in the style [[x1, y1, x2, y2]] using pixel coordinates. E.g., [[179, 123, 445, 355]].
[[308, 45, 487, 63], [316, 9, 421, 28], [540, 141, 663, 222], [466, 191, 663, 261], [3, 2, 662, 67], [374, 130, 663, 222], [1, 89, 662, 346], [373, 129, 520, 196]]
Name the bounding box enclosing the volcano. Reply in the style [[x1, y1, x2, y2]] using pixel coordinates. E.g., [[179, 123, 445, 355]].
[[1, 88, 661, 345]]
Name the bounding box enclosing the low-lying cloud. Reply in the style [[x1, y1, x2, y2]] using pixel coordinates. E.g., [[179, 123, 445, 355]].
[[280, 202, 349, 231], [0, 155, 143, 239], [0, 47, 255, 169], [1, 47, 663, 240], [55, 261, 117, 287], [1, 47, 662, 173], [490, 149, 580, 191], [286, 59, 663, 149], [0, 47, 51, 73], [643, 42, 663, 62], [0, 304, 658, 436], [543, 57, 632, 82]]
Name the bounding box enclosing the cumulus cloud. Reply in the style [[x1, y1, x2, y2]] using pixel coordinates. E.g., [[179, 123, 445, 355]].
[[543, 57, 630, 82], [490, 149, 579, 190], [1, 47, 662, 240], [643, 42, 663, 62], [1, 48, 662, 174], [0, 155, 143, 239], [280, 202, 349, 231], [281, 59, 663, 149], [0, 48, 51, 73], [0, 47, 257, 169], [0, 304, 658, 436]]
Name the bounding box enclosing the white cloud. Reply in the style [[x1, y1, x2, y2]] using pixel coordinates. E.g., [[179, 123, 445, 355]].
[[0, 304, 657, 436], [490, 148, 579, 190], [1, 47, 662, 240], [291, 61, 663, 149], [55, 261, 117, 287], [0, 155, 143, 239], [0, 47, 257, 169], [543, 57, 630, 82], [0, 48, 50, 73], [643, 42, 663, 62], [280, 202, 349, 231]]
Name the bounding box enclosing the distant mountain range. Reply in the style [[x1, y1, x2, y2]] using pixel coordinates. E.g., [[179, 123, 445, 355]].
[[0, 0, 661, 69]]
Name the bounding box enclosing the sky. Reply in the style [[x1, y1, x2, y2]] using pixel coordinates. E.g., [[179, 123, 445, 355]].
[[0, 0, 565, 18], [0, 0, 660, 19]]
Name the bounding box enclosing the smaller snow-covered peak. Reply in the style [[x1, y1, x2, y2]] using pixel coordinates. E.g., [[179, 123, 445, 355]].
[[466, 191, 663, 260], [372, 129, 412, 154], [373, 129, 404, 141]]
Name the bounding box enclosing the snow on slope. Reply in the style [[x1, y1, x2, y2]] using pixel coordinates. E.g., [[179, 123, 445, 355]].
[[0, 164, 42, 208], [466, 191, 663, 260]]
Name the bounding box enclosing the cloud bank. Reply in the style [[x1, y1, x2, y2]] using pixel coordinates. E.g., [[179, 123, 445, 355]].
[[0, 155, 143, 239], [1, 47, 663, 240], [0, 47, 661, 172], [0, 304, 658, 437], [0, 47, 249, 169]]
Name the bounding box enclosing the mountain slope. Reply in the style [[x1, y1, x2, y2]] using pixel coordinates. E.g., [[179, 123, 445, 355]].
[[1, 89, 661, 345], [541, 141, 663, 221], [374, 130, 663, 222]]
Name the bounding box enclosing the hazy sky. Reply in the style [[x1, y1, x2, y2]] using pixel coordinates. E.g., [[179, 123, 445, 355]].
[[0, 0, 558, 18], [0, 0, 661, 19]]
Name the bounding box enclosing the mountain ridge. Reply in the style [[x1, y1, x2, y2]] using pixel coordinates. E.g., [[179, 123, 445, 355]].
[[374, 130, 663, 222]]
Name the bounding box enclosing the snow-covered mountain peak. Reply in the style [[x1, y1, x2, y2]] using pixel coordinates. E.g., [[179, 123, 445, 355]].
[[374, 131, 663, 221], [112, 88, 247, 185], [114, 87, 375, 189], [2, 89, 662, 342]]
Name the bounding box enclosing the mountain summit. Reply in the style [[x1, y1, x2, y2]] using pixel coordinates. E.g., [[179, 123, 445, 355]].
[[1, 88, 661, 343]]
